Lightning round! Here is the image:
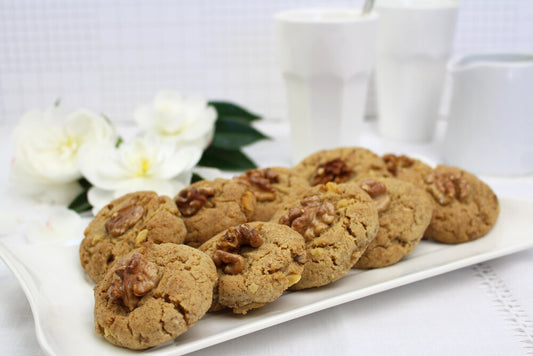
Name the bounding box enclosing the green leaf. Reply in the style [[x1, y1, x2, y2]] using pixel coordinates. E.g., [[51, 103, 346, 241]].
[[211, 118, 269, 150], [68, 189, 92, 213], [191, 172, 204, 183], [77, 177, 92, 189], [115, 136, 123, 148], [54, 98, 61, 107], [208, 101, 261, 122], [198, 146, 257, 171]]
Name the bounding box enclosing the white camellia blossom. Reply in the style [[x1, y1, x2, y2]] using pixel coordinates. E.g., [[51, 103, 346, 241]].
[[134, 91, 217, 149], [9, 107, 117, 204], [78, 136, 202, 215]]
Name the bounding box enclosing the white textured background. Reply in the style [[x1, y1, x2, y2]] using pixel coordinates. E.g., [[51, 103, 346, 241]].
[[0, 0, 532, 125]]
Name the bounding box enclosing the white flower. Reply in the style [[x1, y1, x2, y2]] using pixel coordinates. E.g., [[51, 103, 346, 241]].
[[9, 107, 117, 204], [78, 136, 202, 214], [134, 91, 217, 149]]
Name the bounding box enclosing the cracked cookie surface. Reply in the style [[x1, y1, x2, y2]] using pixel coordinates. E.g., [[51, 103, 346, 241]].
[[80, 191, 187, 283], [174, 178, 257, 247], [354, 177, 433, 269], [272, 182, 379, 290], [199, 222, 306, 314], [423, 165, 500, 244], [292, 147, 391, 186], [93, 243, 217, 350]]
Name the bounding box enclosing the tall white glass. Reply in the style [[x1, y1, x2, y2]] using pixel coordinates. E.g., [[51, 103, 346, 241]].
[[275, 9, 378, 163], [376, 0, 458, 141]]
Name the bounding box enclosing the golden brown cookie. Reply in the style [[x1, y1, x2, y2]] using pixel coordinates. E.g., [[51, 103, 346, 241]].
[[382, 153, 434, 187], [174, 178, 257, 247], [292, 147, 391, 186], [93, 243, 217, 350], [354, 177, 433, 268], [423, 165, 500, 244], [80, 191, 187, 283], [233, 167, 310, 221], [272, 182, 379, 290], [199, 222, 306, 314]]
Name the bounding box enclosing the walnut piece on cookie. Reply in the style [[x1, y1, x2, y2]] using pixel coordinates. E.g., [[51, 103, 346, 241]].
[[423, 165, 499, 244], [174, 178, 257, 247], [93, 243, 217, 350], [199, 222, 306, 315], [272, 182, 379, 290], [80, 191, 187, 283]]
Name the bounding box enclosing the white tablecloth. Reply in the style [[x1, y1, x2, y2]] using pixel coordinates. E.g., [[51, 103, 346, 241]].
[[1, 121, 532, 356]]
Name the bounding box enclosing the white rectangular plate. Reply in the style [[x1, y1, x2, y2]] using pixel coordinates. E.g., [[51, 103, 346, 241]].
[[1, 197, 533, 356]]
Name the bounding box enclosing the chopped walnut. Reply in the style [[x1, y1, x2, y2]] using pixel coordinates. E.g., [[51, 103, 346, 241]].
[[279, 195, 336, 241], [105, 204, 145, 237], [359, 179, 391, 213], [212, 224, 264, 274], [425, 170, 470, 205], [212, 250, 246, 274], [383, 154, 414, 176], [235, 168, 279, 201], [311, 158, 353, 185], [175, 186, 216, 216], [107, 253, 159, 310]]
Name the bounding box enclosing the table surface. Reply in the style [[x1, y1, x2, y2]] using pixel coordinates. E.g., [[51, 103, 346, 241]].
[[1, 120, 532, 356]]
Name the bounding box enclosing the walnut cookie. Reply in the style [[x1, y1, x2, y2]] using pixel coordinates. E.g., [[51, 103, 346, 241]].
[[174, 178, 257, 247], [354, 177, 433, 269], [93, 243, 217, 350], [233, 167, 310, 221], [80, 191, 187, 283], [423, 165, 500, 244], [271, 182, 379, 290], [199, 222, 306, 315], [292, 147, 391, 186]]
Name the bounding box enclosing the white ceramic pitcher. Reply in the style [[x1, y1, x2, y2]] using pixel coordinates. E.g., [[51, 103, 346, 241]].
[[443, 53, 533, 176]]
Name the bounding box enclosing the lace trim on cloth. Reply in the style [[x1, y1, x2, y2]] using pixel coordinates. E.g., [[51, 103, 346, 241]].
[[474, 263, 533, 355]]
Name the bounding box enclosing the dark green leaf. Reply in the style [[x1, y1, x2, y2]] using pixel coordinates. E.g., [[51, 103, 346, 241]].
[[77, 177, 92, 189], [211, 118, 269, 150], [68, 189, 92, 213], [198, 146, 257, 171], [191, 172, 204, 183], [208, 101, 261, 122]]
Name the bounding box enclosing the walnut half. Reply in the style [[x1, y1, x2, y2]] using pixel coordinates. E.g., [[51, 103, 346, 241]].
[[212, 224, 264, 274], [107, 253, 159, 311], [279, 196, 335, 241], [175, 186, 216, 216], [311, 158, 352, 185], [383, 154, 414, 176], [359, 178, 391, 213], [235, 168, 279, 201], [105, 204, 145, 237], [426, 170, 470, 205]]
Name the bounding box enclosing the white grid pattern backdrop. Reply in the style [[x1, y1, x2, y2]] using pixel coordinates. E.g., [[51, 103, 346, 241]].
[[0, 0, 532, 125]]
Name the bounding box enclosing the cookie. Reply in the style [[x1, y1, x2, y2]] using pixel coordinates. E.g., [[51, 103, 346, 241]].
[[199, 222, 306, 314], [80, 191, 187, 283], [423, 165, 500, 244], [93, 243, 217, 350], [233, 167, 310, 221], [292, 147, 391, 186], [174, 178, 257, 247], [354, 177, 433, 268], [382, 153, 434, 187], [272, 182, 379, 290]]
